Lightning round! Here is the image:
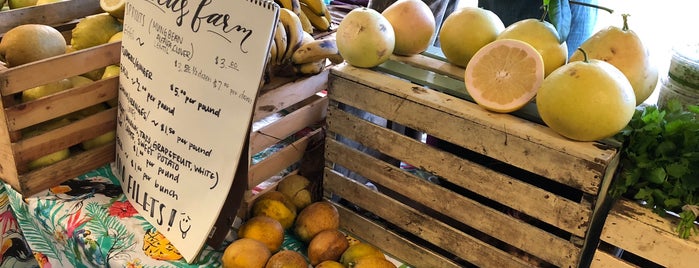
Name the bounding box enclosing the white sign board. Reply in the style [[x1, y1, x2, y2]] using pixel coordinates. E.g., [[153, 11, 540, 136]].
[[115, 0, 278, 262]]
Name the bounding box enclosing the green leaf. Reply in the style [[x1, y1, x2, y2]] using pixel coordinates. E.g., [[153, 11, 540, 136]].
[[547, 0, 571, 43], [666, 162, 689, 179], [647, 167, 667, 184]]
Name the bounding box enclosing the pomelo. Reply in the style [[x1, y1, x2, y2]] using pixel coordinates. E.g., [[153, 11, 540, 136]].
[[381, 0, 435, 56], [439, 7, 504, 68], [336, 7, 395, 68], [497, 18, 567, 77], [536, 50, 636, 141]]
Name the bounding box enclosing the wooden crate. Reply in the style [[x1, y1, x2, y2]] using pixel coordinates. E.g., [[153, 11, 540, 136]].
[[0, 0, 103, 35], [323, 54, 621, 268], [590, 198, 699, 267], [240, 70, 329, 217]]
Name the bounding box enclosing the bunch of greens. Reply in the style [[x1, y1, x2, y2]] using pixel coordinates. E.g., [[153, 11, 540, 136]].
[[611, 100, 699, 238]]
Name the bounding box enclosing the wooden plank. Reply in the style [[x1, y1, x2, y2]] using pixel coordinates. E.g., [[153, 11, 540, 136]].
[[599, 199, 699, 267], [12, 108, 116, 165], [253, 70, 328, 122], [6, 77, 117, 131], [327, 106, 592, 238], [0, 42, 121, 95], [0, 0, 102, 34], [250, 96, 327, 155], [324, 168, 537, 268], [325, 138, 580, 267], [247, 128, 321, 188], [328, 68, 617, 194], [16, 142, 115, 197], [333, 200, 463, 268], [590, 250, 638, 268]]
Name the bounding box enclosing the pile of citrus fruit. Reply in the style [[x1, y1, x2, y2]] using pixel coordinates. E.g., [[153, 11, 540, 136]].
[[335, 3, 657, 142], [221, 174, 397, 268]]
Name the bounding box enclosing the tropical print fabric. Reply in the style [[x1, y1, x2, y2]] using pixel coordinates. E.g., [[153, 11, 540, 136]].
[[3, 163, 227, 268]]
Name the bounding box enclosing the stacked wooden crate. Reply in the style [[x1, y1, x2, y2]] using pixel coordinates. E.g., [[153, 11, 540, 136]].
[[0, 0, 118, 196], [590, 198, 699, 267], [322, 53, 622, 267]]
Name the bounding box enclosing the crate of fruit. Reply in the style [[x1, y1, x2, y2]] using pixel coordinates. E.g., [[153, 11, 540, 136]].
[[0, 0, 123, 196], [322, 48, 623, 267]]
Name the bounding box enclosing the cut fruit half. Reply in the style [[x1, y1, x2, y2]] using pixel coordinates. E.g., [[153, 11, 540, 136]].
[[464, 38, 545, 113], [100, 0, 125, 19]]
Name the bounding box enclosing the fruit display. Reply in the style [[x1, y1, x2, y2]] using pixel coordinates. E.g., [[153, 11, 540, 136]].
[[222, 175, 397, 268]]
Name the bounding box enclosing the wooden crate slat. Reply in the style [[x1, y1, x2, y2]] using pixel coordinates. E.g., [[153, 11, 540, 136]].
[[590, 250, 638, 268], [327, 106, 592, 238], [598, 199, 699, 267], [324, 168, 538, 268], [328, 68, 615, 195], [333, 199, 463, 268], [0, 0, 103, 34], [16, 142, 115, 197], [248, 128, 322, 188], [12, 108, 116, 165], [325, 138, 580, 267], [5, 77, 117, 131], [253, 70, 328, 122], [250, 95, 327, 155], [0, 42, 121, 95]]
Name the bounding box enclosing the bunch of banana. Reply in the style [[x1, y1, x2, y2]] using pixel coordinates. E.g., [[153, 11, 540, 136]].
[[268, 8, 305, 74], [290, 37, 343, 75], [299, 0, 333, 32]]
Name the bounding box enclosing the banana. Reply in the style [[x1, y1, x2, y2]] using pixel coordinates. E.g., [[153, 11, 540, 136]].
[[294, 59, 326, 75], [321, 1, 332, 26], [301, 31, 314, 45], [299, 0, 324, 16], [300, 3, 330, 31], [278, 8, 304, 64], [291, 38, 339, 64], [273, 20, 288, 65], [275, 0, 301, 16], [298, 8, 314, 33], [269, 38, 278, 67]]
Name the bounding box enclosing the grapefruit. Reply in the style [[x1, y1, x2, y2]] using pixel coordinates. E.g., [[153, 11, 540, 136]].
[[497, 18, 567, 77], [381, 0, 435, 56], [536, 49, 636, 141], [439, 7, 504, 68], [464, 39, 544, 113], [336, 7, 395, 68], [0, 24, 66, 67]]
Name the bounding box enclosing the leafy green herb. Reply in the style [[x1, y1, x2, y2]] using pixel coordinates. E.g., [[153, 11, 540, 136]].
[[611, 99, 699, 238]]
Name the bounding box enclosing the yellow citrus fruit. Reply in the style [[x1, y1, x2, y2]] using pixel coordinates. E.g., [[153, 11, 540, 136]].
[[340, 242, 386, 266], [36, 0, 66, 5], [381, 0, 436, 56], [276, 174, 312, 210], [23, 118, 72, 170], [108, 31, 123, 42], [293, 201, 340, 242], [264, 250, 308, 268], [221, 238, 271, 268], [0, 24, 66, 67], [237, 215, 285, 253], [439, 7, 504, 68], [336, 7, 395, 68], [71, 13, 123, 50], [464, 39, 544, 113], [536, 51, 636, 141], [100, 0, 125, 19], [8, 0, 37, 9], [307, 229, 349, 265], [82, 131, 116, 150], [102, 64, 121, 79], [21, 78, 73, 103], [315, 260, 345, 268], [497, 18, 567, 77], [251, 191, 297, 229], [569, 15, 658, 105], [353, 257, 397, 268]]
